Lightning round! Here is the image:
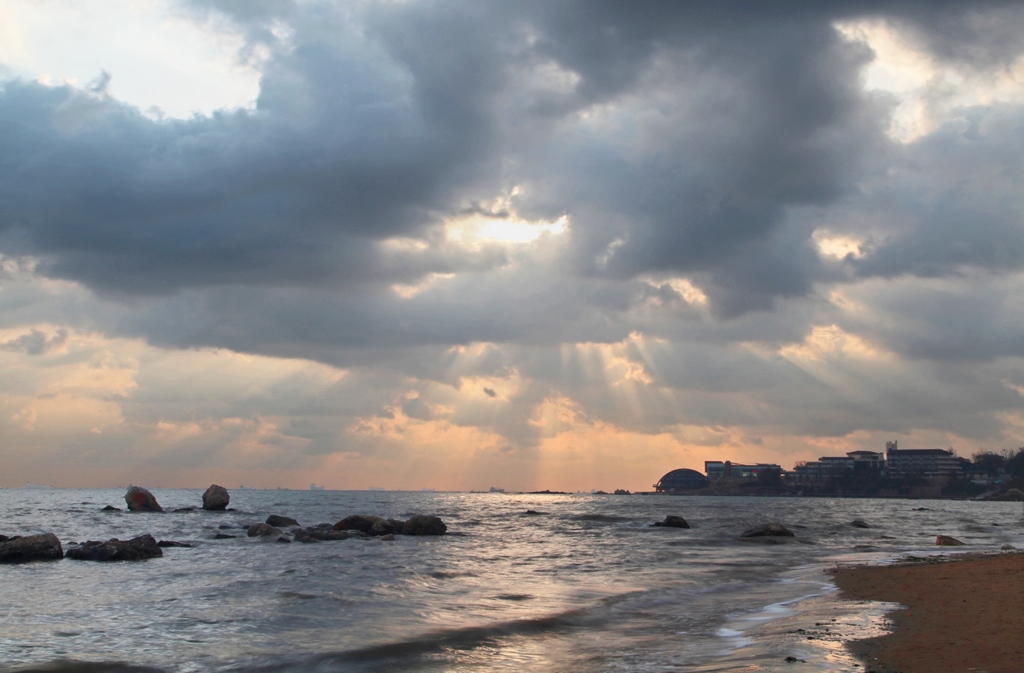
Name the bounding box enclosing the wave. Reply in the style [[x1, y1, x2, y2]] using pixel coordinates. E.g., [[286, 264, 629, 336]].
[[230, 608, 597, 672], [1, 662, 166, 673]]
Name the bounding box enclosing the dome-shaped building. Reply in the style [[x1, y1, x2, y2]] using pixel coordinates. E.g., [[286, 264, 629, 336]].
[[654, 468, 709, 492]]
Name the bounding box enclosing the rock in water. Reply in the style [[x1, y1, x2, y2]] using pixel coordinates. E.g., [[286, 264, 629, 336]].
[[65, 534, 163, 561], [740, 523, 795, 538], [401, 515, 447, 536], [303, 528, 349, 541], [936, 535, 966, 546], [125, 486, 163, 513], [101, 505, 122, 512], [247, 523, 283, 538], [266, 514, 299, 528], [0, 533, 64, 563], [331, 516, 387, 532], [652, 515, 690, 529], [850, 519, 871, 528], [202, 484, 230, 511]]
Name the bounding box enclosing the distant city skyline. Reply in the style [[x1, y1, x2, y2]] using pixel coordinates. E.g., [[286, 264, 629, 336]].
[[2, 1, 1024, 491]]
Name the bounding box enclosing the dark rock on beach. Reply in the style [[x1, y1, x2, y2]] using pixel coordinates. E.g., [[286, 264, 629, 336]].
[[652, 515, 690, 529], [266, 514, 299, 528], [202, 484, 230, 510], [125, 486, 163, 513], [741, 523, 795, 538], [248, 523, 284, 538], [66, 534, 162, 561], [401, 515, 447, 536], [101, 505, 122, 512], [936, 535, 966, 546], [0, 533, 64, 563]]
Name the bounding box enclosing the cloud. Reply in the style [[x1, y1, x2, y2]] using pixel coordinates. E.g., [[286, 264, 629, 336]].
[[2, 1, 1024, 486]]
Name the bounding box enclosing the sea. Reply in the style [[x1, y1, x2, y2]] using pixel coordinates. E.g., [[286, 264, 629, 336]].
[[1, 489, 1022, 673]]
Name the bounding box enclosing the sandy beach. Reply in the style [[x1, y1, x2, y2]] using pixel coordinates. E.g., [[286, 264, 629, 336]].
[[832, 552, 1024, 673]]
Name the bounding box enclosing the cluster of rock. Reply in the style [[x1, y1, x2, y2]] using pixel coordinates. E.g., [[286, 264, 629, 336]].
[[246, 513, 448, 544], [116, 484, 230, 513], [1, 483, 449, 563]]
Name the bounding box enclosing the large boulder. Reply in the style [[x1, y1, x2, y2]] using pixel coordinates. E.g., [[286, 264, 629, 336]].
[[266, 514, 300, 528], [202, 485, 230, 511], [936, 535, 966, 546], [125, 486, 163, 513], [986, 488, 1024, 502], [741, 523, 795, 538], [247, 523, 283, 538], [401, 515, 447, 536], [0, 533, 64, 563], [65, 534, 162, 561], [652, 515, 690, 529], [334, 515, 391, 534]]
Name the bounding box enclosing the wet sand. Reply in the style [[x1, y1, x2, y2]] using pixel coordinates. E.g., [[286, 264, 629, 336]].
[[831, 552, 1024, 673]]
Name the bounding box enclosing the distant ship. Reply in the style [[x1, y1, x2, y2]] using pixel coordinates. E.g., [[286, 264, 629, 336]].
[[421, 488, 436, 492], [310, 483, 326, 491], [238, 485, 255, 490], [489, 486, 505, 493]]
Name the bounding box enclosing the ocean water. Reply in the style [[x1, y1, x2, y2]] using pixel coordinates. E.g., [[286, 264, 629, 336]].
[[1, 489, 1022, 673]]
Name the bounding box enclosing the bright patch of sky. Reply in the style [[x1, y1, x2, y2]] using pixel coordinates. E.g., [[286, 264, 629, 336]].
[[0, 0, 259, 118], [837, 18, 1024, 142]]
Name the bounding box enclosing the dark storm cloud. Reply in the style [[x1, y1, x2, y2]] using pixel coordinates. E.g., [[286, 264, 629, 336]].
[[1, 0, 1023, 354]]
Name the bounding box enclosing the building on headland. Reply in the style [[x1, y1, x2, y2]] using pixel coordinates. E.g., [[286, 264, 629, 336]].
[[654, 468, 710, 492], [883, 440, 967, 479], [704, 461, 782, 480], [790, 450, 885, 482]]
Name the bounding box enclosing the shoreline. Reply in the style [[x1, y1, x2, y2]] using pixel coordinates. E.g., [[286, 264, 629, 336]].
[[831, 551, 1024, 673]]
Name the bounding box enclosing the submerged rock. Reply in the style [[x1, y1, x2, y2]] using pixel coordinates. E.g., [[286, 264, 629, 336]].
[[401, 515, 447, 536], [266, 514, 299, 528], [202, 484, 230, 511], [66, 534, 162, 561], [850, 519, 871, 529], [125, 486, 163, 513], [741, 523, 794, 538], [304, 528, 349, 541], [936, 535, 966, 546], [101, 505, 122, 512], [247, 523, 284, 538], [652, 515, 690, 529], [157, 540, 193, 548], [0, 533, 64, 564], [381, 534, 396, 541], [213, 533, 236, 539]]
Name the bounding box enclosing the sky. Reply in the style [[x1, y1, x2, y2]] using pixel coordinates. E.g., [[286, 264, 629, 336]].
[[2, 0, 1024, 491]]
